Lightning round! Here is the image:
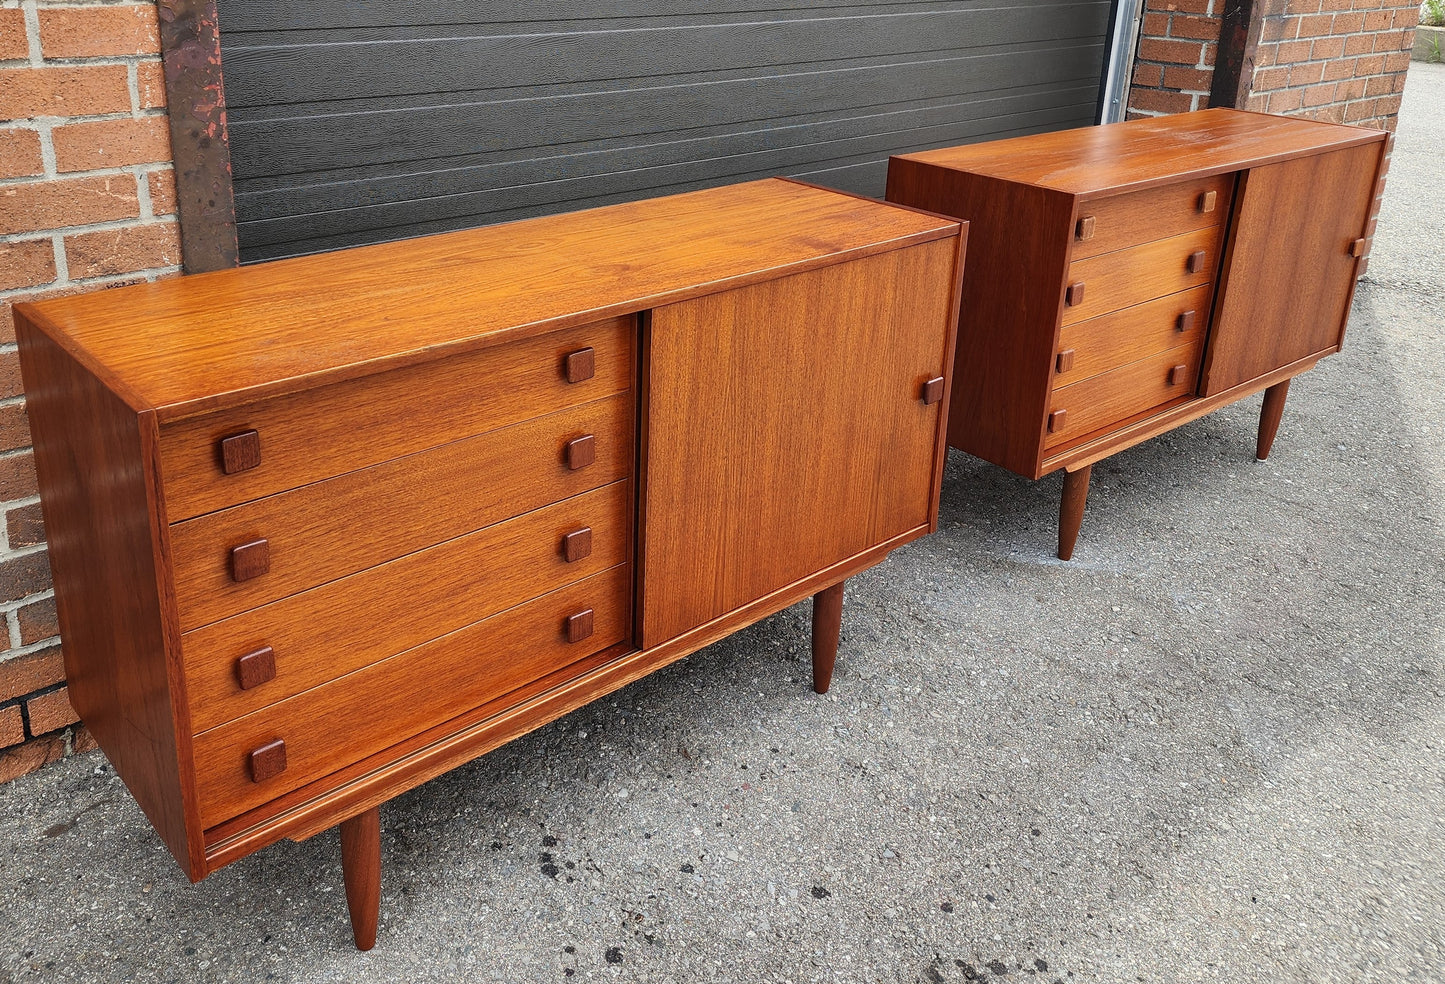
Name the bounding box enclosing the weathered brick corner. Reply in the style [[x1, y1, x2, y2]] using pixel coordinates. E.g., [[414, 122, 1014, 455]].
[[1, 0, 180, 782]]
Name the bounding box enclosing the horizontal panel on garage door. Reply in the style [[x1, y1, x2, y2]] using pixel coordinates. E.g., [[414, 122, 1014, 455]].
[[219, 1, 1113, 261]]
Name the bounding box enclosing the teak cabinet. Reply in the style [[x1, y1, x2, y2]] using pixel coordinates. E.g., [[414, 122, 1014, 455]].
[[886, 109, 1387, 558], [15, 179, 965, 949]]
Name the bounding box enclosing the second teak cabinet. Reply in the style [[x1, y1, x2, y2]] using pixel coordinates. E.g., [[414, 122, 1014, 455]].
[[887, 109, 1387, 558]]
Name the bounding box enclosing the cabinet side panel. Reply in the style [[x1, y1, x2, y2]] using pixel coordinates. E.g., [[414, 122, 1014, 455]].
[[886, 161, 1074, 478], [641, 243, 955, 646], [1200, 140, 1383, 395], [14, 315, 197, 877]]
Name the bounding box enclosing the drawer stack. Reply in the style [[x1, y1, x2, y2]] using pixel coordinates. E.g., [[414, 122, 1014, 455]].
[[158, 318, 637, 829], [1045, 174, 1235, 450]]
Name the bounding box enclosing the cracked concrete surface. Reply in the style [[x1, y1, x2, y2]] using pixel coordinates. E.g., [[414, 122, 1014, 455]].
[[2, 64, 1442, 984]]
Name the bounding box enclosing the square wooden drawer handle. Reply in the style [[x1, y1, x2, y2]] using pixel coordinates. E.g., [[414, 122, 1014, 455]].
[[563, 526, 592, 563], [230, 538, 270, 582], [1047, 409, 1067, 434], [1198, 190, 1217, 214], [1349, 238, 1366, 257], [564, 347, 596, 383], [1075, 215, 1096, 241], [1177, 309, 1197, 333], [220, 429, 260, 474], [1186, 250, 1207, 274], [1065, 282, 1085, 307], [565, 434, 596, 470], [1056, 349, 1075, 374], [1167, 364, 1190, 386], [236, 645, 276, 690], [249, 739, 287, 783], [565, 608, 595, 644], [920, 376, 945, 405]]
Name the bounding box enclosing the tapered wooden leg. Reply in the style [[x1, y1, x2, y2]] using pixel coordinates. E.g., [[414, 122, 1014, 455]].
[[339, 806, 381, 951], [1058, 465, 1092, 562], [1257, 379, 1291, 461], [811, 581, 845, 695]]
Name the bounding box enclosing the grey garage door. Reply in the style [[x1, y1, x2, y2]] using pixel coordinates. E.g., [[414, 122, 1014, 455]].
[[219, 1, 1116, 262]]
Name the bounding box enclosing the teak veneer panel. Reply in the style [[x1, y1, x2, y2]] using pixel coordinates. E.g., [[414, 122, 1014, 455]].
[[1070, 173, 1233, 261], [183, 481, 632, 734], [171, 394, 633, 630], [13, 326, 201, 876], [641, 240, 959, 646], [17, 179, 956, 418], [882, 165, 1071, 478], [160, 317, 634, 521], [193, 565, 632, 828], [893, 108, 1383, 196], [1055, 285, 1213, 388], [1061, 226, 1221, 326], [1201, 141, 1381, 394], [1045, 342, 1203, 449]]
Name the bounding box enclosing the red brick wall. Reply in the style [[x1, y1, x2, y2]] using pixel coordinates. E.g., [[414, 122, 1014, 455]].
[[0, 0, 179, 782], [1129, 0, 1222, 115], [1128, 0, 1418, 130], [1244, 0, 1417, 125]]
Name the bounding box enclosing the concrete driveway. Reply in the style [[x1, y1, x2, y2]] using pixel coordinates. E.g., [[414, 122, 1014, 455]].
[[2, 64, 1442, 984]]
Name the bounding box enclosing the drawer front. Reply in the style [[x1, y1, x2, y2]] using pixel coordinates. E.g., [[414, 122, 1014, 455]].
[[1044, 343, 1203, 449], [192, 564, 632, 829], [171, 392, 633, 630], [1070, 174, 1235, 260], [159, 317, 634, 521], [1054, 284, 1213, 388], [183, 480, 631, 734], [1061, 226, 1221, 327]]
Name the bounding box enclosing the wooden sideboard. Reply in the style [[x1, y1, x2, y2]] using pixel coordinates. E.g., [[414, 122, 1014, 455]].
[[886, 109, 1386, 558], [15, 179, 964, 949]]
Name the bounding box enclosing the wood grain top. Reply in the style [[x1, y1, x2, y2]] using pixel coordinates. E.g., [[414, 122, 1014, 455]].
[[16, 178, 957, 419], [892, 109, 1386, 198]]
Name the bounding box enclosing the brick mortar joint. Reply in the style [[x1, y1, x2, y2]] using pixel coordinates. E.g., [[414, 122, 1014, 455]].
[[1, 725, 90, 767], [0, 634, 61, 667], [4, 106, 171, 122], [2, 679, 72, 743], [1, 215, 183, 247], [0, 585, 52, 613], [1, 679, 66, 712], [0, 545, 48, 569], [0, 263, 182, 301], [28, 1, 161, 8], [0, 157, 177, 190], [3, 58, 163, 73]]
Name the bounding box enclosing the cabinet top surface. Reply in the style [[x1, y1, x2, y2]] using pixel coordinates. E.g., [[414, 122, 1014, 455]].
[[17, 178, 956, 418], [892, 109, 1385, 196]]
